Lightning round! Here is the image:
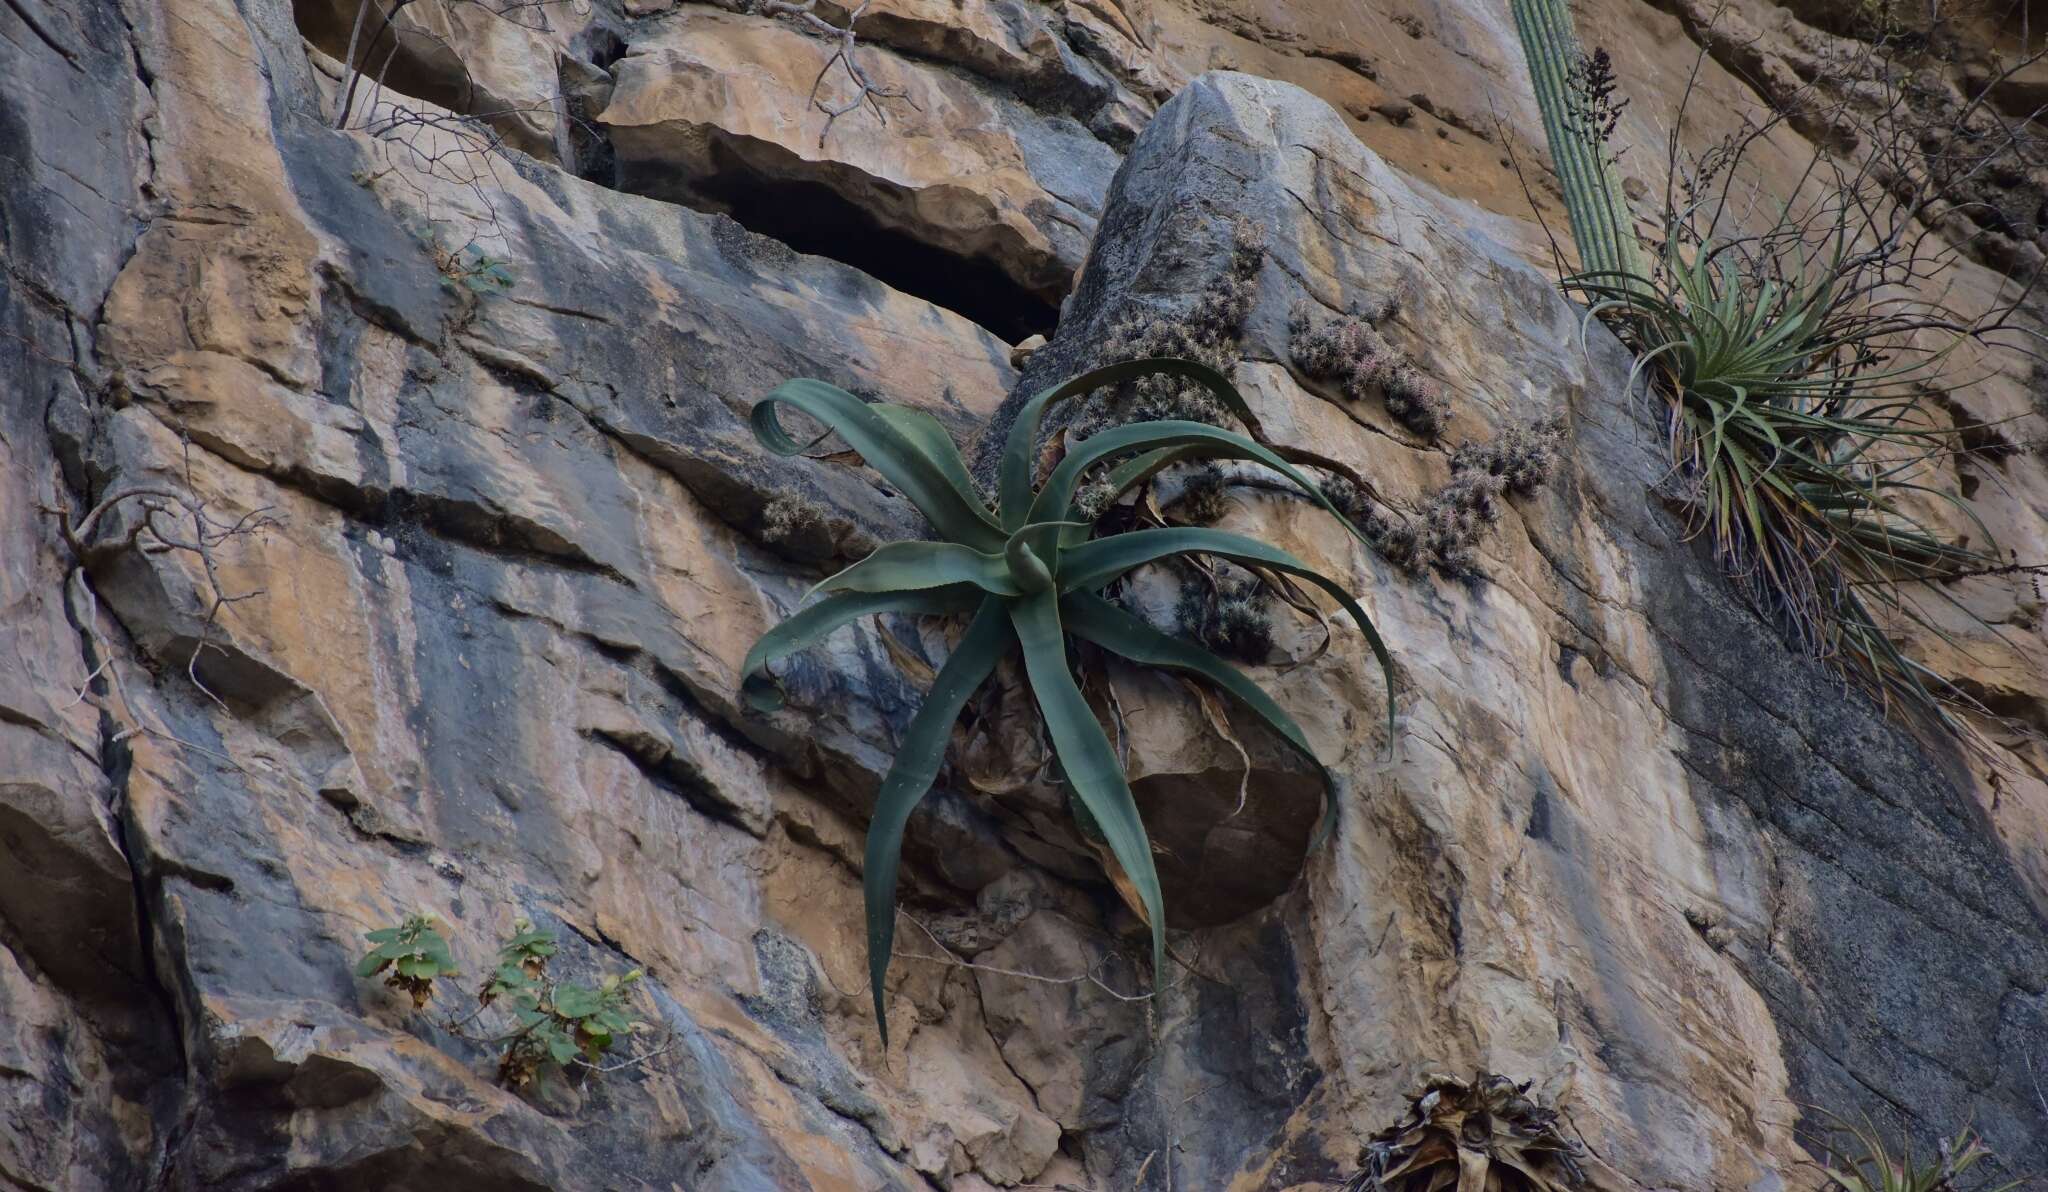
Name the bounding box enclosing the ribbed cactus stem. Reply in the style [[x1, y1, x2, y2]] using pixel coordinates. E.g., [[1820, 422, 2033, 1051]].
[[1511, 0, 1646, 284]]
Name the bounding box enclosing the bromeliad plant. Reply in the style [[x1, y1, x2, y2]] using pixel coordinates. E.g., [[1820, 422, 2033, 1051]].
[[1575, 234, 2008, 726], [1808, 1113, 2024, 1192], [1514, 0, 2034, 730], [740, 357, 1395, 1038]]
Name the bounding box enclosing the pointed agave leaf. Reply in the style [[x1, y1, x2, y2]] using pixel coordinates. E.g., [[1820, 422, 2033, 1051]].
[[753, 380, 1004, 550], [998, 358, 1258, 530], [1008, 592, 1169, 994], [740, 585, 985, 710], [1059, 527, 1395, 739], [1028, 419, 1376, 554], [812, 541, 1022, 599], [870, 404, 993, 526], [865, 598, 1013, 1043], [1060, 593, 1345, 846]]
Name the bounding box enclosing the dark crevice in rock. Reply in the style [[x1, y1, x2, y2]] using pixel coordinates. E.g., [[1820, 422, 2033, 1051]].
[[582, 727, 764, 838], [616, 135, 1061, 342], [284, 3, 1064, 343]]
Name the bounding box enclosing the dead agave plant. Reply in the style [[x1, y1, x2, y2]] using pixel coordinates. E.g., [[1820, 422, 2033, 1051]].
[[1345, 1072, 1588, 1192]]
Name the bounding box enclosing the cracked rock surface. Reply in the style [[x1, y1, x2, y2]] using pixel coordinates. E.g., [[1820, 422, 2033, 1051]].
[[3, 0, 2047, 1190]]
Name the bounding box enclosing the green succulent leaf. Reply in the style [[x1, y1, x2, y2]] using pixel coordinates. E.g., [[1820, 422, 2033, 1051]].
[[1058, 527, 1395, 738], [864, 598, 1013, 1045], [1009, 592, 1168, 995], [1028, 419, 1370, 551], [812, 540, 1022, 599], [870, 404, 991, 528], [1059, 592, 1343, 846], [739, 585, 986, 710], [998, 357, 1259, 530], [753, 379, 1004, 550]]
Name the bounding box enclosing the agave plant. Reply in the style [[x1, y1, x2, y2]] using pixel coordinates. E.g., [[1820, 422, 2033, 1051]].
[[739, 357, 1394, 1038], [1809, 1112, 2024, 1192], [1345, 1071, 1587, 1192]]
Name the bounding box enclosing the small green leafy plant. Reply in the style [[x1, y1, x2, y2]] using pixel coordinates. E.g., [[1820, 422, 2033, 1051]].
[[486, 924, 644, 1087], [1810, 1113, 2024, 1192], [358, 914, 651, 1087], [438, 242, 515, 294], [357, 913, 457, 1010], [740, 357, 1396, 1038]]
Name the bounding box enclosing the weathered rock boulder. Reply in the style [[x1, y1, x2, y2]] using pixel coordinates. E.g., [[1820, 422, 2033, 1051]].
[[598, 6, 1120, 340]]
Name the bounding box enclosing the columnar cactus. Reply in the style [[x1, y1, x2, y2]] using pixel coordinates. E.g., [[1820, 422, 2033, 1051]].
[[1510, 0, 1647, 284]]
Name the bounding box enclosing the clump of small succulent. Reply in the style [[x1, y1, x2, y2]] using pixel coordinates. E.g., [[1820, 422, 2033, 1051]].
[[1419, 417, 1565, 577], [1072, 478, 1120, 522], [760, 493, 831, 549], [1290, 300, 1452, 440], [1322, 472, 1425, 573], [1344, 1071, 1587, 1191], [1175, 571, 1276, 663], [1167, 465, 1232, 525], [1075, 218, 1268, 436], [1418, 475, 1500, 578], [1452, 417, 1565, 495]]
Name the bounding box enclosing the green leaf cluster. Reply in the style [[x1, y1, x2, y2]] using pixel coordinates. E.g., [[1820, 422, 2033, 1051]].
[[357, 914, 647, 1087], [1574, 236, 2007, 730], [499, 966, 643, 1085], [739, 357, 1397, 1041], [356, 913, 457, 1009], [449, 245, 514, 293]]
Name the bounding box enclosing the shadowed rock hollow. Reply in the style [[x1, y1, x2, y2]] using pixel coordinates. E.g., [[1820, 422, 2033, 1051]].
[[3, 0, 2047, 1189]]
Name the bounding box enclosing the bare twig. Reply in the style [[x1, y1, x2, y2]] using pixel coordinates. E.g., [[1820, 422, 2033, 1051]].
[[893, 911, 1198, 1002], [754, 0, 914, 147], [46, 436, 279, 742]]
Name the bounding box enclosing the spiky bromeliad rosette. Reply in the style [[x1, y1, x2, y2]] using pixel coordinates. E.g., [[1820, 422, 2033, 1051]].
[[1348, 1072, 1588, 1192], [738, 357, 1395, 1040]]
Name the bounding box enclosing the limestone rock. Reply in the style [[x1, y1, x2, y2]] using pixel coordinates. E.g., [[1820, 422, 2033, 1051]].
[[599, 7, 1120, 339]]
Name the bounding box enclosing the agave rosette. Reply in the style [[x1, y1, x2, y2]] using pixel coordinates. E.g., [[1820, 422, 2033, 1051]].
[[1350, 1072, 1587, 1192], [739, 357, 1394, 1037]]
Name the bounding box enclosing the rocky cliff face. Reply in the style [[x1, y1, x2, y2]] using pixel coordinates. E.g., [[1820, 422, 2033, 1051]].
[[3, 0, 2046, 1189]]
